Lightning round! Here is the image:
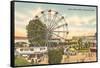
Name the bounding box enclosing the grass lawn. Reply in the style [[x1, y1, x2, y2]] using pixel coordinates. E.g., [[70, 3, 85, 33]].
[[15, 56, 32, 66]]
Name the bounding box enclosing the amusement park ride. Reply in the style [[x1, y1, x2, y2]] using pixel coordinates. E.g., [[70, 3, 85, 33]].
[[32, 9, 69, 47]]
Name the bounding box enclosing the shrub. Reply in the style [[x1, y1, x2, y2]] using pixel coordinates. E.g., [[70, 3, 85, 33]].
[[48, 48, 63, 64]]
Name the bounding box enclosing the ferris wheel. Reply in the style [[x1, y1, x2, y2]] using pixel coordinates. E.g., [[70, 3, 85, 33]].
[[33, 9, 69, 47]]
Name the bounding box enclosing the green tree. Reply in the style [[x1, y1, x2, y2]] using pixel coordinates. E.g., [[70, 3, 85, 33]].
[[85, 42, 90, 48], [48, 48, 63, 64], [26, 19, 47, 46], [78, 38, 83, 50], [15, 42, 27, 47]]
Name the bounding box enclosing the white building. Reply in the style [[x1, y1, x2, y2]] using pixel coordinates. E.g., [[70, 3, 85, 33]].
[[15, 46, 48, 63], [15, 36, 48, 63], [16, 47, 48, 55]]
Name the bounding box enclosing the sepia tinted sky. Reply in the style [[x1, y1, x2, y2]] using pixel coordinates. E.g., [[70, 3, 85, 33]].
[[15, 2, 97, 39]]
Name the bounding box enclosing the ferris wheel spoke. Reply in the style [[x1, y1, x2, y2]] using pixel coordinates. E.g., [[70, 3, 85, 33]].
[[47, 10, 52, 29], [49, 16, 65, 31], [48, 15, 57, 31], [48, 12, 59, 31], [48, 11, 58, 30], [52, 23, 68, 30], [51, 32, 66, 41], [37, 14, 45, 24], [53, 31, 68, 32], [40, 11, 49, 27]]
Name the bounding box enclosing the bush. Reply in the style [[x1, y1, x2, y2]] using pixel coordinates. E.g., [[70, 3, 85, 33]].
[[48, 48, 63, 64]]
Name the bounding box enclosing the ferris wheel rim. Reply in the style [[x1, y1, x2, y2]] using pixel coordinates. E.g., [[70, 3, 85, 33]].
[[31, 9, 69, 46]]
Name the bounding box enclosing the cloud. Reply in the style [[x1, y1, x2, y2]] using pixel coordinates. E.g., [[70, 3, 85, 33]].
[[66, 15, 96, 26], [66, 26, 96, 39], [65, 15, 96, 39], [15, 7, 96, 38], [32, 7, 43, 18], [15, 7, 43, 37]]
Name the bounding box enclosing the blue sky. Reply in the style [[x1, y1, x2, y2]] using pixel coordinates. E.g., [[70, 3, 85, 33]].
[[15, 2, 96, 39]]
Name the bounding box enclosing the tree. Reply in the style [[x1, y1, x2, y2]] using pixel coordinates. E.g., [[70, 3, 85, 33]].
[[48, 48, 63, 64], [78, 38, 83, 50], [15, 42, 27, 47], [84, 42, 90, 48], [26, 19, 47, 46]]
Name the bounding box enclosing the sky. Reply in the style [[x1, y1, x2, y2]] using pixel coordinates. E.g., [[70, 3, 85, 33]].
[[15, 2, 97, 39]]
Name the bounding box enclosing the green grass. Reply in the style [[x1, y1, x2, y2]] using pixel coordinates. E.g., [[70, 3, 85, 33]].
[[15, 56, 32, 66]]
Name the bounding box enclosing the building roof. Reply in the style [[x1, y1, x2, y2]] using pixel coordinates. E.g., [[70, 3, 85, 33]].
[[15, 36, 28, 40]]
